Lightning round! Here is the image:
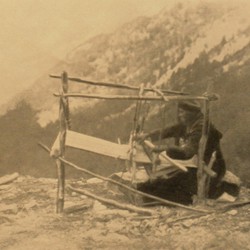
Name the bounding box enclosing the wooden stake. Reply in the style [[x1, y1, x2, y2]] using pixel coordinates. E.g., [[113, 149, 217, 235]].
[[56, 71, 69, 213], [56, 157, 65, 213], [205, 152, 217, 197], [196, 99, 210, 205]]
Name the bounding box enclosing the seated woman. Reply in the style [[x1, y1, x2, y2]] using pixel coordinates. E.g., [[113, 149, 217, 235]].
[[136, 100, 226, 202]]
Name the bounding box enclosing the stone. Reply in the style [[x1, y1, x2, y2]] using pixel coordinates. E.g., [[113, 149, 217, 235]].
[[24, 200, 38, 210], [222, 171, 241, 186], [217, 192, 237, 203], [87, 178, 103, 184], [0, 204, 18, 214], [92, 201, 107, 212], [227, 209, 238, 216]]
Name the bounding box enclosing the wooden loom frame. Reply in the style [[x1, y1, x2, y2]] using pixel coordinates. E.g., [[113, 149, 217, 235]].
[[45, 71, 218, 213]]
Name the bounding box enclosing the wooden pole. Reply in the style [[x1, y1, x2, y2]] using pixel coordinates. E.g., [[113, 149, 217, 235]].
[[53, 92, 216, 102], [130, 84, 145, 186], [50, 74, 188, 95], [205, 152, 216, 197], [196, 99, 210, 205], [0, 173, 19, 185], [56, 71, 69, 213], [68, 186, 155, 215]]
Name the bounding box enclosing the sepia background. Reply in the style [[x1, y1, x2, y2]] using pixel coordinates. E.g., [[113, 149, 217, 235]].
[[1, 1, 250, 249]]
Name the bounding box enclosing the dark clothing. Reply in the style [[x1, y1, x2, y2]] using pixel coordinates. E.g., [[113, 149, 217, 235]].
[[148, 112, 226, 185]]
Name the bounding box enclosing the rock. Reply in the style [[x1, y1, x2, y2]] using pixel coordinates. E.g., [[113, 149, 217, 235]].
[[104, 232, 130, 242], [181, 219, 194, 228], [217, 192, 237, 203], [0, 204, 18, 214], [47, 189, 57, 198], [206, 199, 216, 206], [87, 178, 103, 184], [92, 201, 107, 212], [38, 178, 57, 184], [227, 209, 238, 216], [71, 192, 77, 197], [76, 181, 84, 185], [0, 215, 13, 224], [222, 171, 241, 186], [106, 220, 125, 233], [24, 200, 38, 210], [0, 184, 12, 191], [64, 202, 92, 214], [92, 207, 136, 218], [74, 178, 86, 185], [82, 229, 106, 240], [155, 225, 168, 237]]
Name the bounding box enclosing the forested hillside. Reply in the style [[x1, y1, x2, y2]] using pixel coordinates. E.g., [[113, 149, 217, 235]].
[[1, 2, 249, 185]]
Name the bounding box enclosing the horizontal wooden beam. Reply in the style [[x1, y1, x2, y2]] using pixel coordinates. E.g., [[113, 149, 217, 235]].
[[50, 74, 188, 95], [53, 92, 214, 102]]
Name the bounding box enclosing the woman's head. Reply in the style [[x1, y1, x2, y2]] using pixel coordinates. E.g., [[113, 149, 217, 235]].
[[177, 100, 201, 125]]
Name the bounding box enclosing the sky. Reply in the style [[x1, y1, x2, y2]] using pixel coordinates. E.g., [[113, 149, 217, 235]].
[[1, 0, 247, 106], [0, 0, 179, 106]]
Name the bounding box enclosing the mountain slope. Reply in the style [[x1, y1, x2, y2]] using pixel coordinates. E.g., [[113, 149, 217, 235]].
[[1, 2, 250, 185]]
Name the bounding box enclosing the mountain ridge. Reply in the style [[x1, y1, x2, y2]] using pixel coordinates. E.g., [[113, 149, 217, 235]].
[[1, 1, 250, 185]]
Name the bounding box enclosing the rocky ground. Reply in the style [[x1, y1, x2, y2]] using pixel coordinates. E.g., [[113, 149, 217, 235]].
[[0, 175, 250, 250]]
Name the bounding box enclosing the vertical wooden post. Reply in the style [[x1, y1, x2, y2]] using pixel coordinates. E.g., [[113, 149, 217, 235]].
[[56, 71, 70, 213], [196, 99, 210, 205]]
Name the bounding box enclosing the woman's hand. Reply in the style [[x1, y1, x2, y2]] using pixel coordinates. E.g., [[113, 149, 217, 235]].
[[133, 133, 149, 142], [151, 145, 168, 153]]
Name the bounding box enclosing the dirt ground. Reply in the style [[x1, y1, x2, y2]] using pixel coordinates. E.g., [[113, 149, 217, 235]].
[[0, 175, 250, 250]]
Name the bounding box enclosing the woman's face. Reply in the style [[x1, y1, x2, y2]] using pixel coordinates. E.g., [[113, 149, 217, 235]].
[[177, 108, 194, 125]]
